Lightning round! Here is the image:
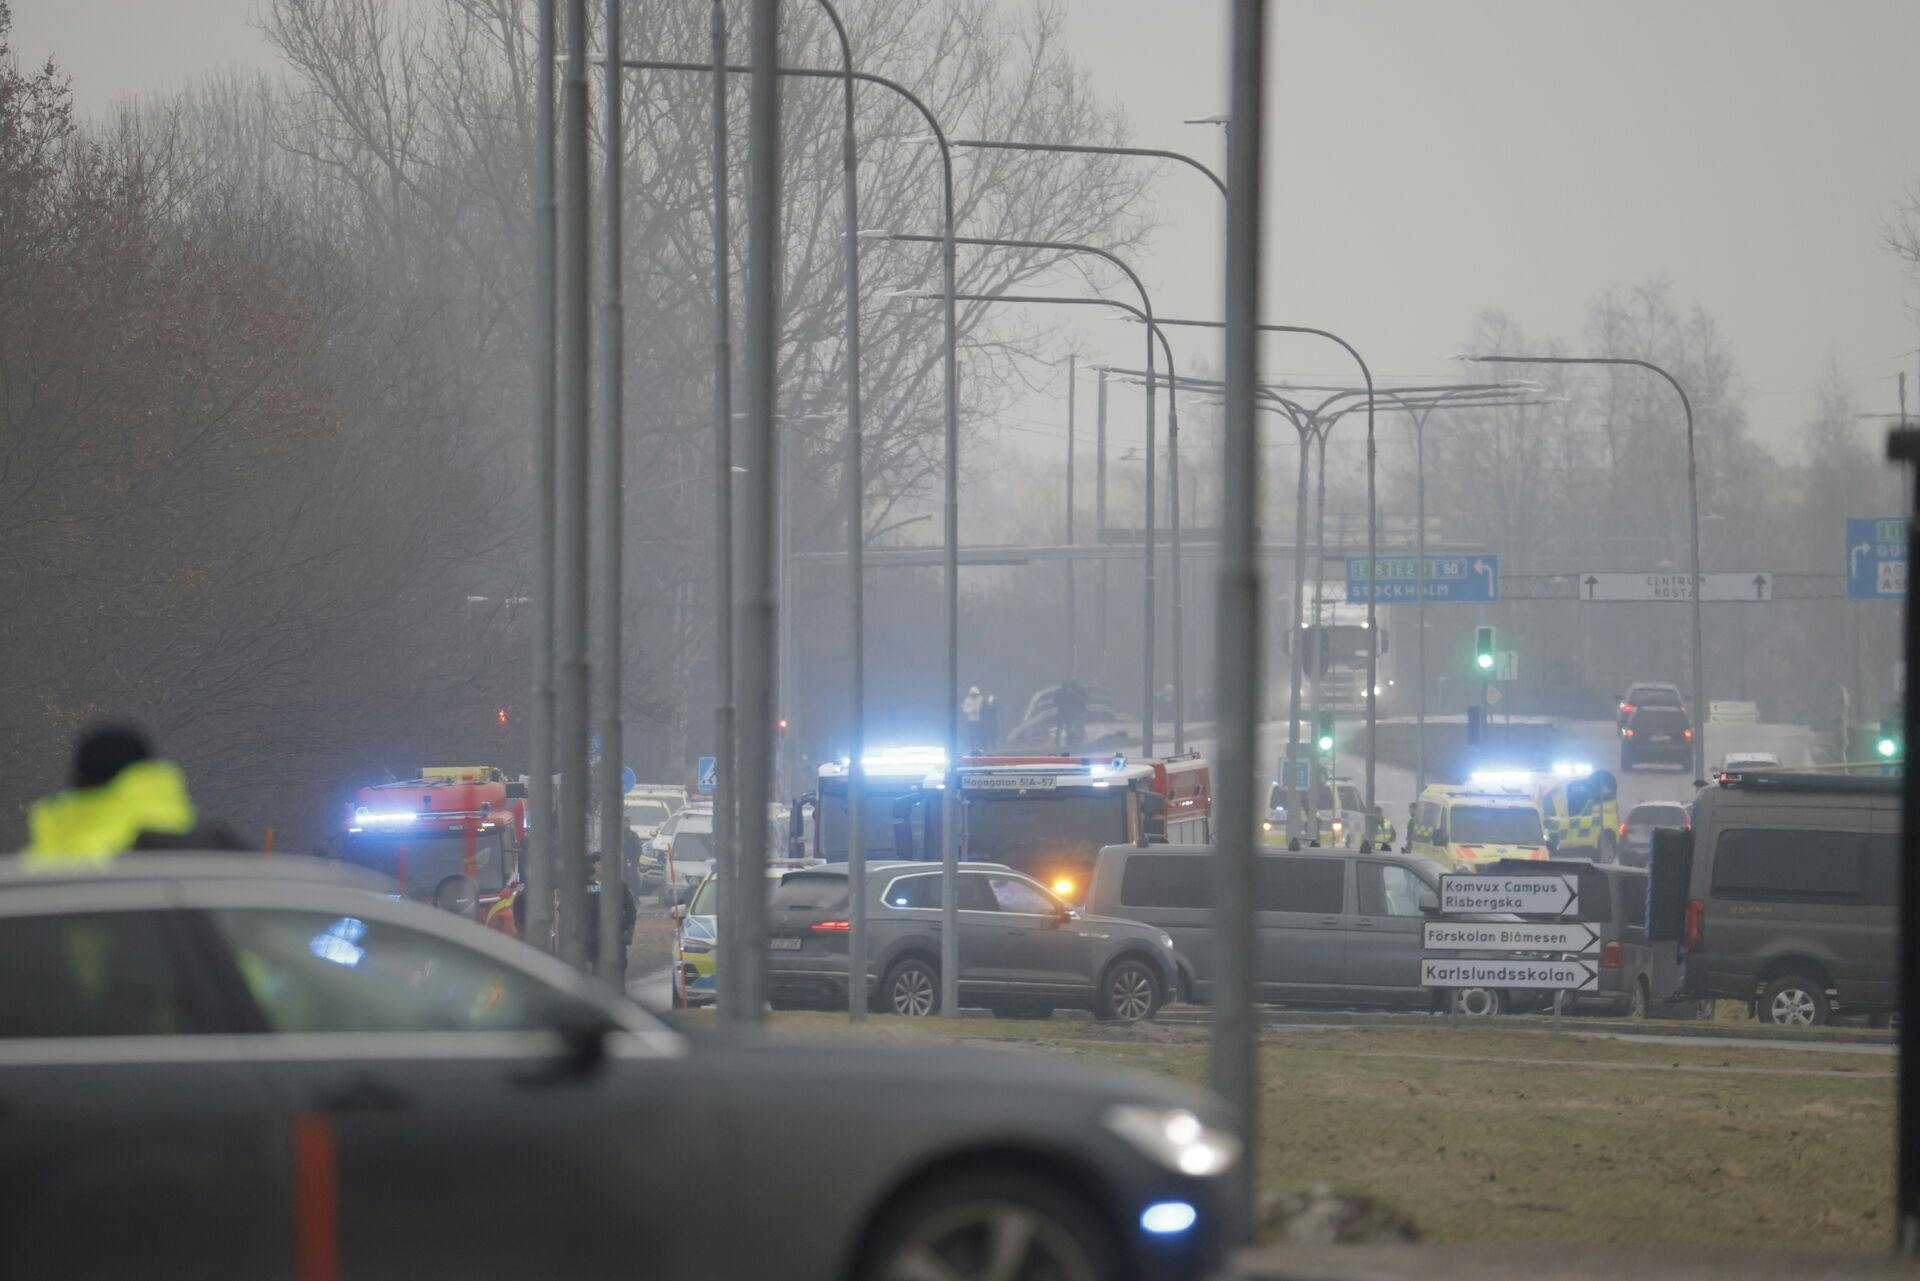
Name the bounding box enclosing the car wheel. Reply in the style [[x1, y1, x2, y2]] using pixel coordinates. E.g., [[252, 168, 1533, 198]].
[[859, 1171, 1117, 1281], [1760, 975, 1828, 1027], [1629, 976, 1651, 1020], [1096, 957, 1163, 1022], [433, 875, 478, 916], [883, 957, 940, 1018], [1454, 987, 1504, 1017]]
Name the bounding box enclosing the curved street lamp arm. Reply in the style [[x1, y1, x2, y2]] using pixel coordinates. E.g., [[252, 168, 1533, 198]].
[[949, 137, 1227, 199]]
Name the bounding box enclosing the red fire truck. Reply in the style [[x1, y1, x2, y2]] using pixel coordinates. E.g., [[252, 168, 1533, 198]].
[[340, 766, 527, 934], [855, 749, 1212, 904]]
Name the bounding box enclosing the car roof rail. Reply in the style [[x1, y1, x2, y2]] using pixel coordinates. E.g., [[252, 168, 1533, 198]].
[[1714, 770, 1900, 795]]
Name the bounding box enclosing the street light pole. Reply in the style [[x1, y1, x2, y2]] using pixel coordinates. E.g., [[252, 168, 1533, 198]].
[[814, 0, 868, 1024], [1066, 354, 1077, 681], [527, 0, 557, 954], [1213, 0, 1267, 1236], [705, 0, 740, 1017], [881, 231, 1162, 756], [595, 0, 626, 984], [555, 0, 592, 970], [620, 52, 959, 1019], [1466, 353, 1706, 783], [1097, 368, 1109, 687], [735, 0, 781, 1023]]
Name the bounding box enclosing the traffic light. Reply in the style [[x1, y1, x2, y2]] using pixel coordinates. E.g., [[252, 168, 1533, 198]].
[[776, 716, 789, 733], [1474, 625, 1495, 673], [1877, 722, 1901, 760], [1315, 711, 1334, 755], [495, 706, 509, 726]]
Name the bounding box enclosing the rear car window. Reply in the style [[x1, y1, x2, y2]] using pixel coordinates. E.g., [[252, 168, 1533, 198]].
[[1709, 830, 1896, 905], [0, 911, 200, 1038], [772, 873, 851, 912], [1255, 856, 1344, 914], [1630, 686, 1682, 707], [1628, 803, 1690, 827], [1449, 806, 1543, 846], [1117, 854, 1210, 909]]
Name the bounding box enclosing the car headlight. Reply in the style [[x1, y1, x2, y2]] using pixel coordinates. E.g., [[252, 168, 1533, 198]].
[[1160, 933, 1175, 949], [1103, 1105, 1240, 1178]]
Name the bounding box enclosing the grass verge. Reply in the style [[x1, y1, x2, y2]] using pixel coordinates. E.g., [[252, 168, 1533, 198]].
[[743, 1010, 1893, 1249]]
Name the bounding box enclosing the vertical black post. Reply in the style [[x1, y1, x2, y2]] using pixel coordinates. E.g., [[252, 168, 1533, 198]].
[[1891, 425, 1920, 1254], [1066, 354, 1077, 679]]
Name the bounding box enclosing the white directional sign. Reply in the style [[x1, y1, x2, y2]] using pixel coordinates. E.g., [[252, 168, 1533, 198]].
[[1423, 921, 1600, 955], [1578, 571, 1772, 603], [1438, 873, 1579, 917], [1421, 957, 1599, 991]]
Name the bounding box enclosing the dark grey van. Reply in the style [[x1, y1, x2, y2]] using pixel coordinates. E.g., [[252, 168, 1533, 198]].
[[1480, 858, 1688, 1018], [1659, 772, 1898, 1026], [1085, 843, 1535, 1013]]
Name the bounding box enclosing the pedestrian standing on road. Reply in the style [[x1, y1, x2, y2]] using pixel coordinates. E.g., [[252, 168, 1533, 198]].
[[962, 685, 984, 752], [584, 852, 637, 983]]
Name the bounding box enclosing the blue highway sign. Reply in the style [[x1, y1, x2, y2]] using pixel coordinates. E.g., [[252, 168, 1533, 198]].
[[1847, 517, 1907, 601], [697, 755, 718, 792], [1347, 554, 1499, 603]]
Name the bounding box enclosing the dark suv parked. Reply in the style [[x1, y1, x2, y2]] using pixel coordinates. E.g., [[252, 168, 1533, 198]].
[[764, 861, 1186, 1021], [1621, 705, 1694, 770]]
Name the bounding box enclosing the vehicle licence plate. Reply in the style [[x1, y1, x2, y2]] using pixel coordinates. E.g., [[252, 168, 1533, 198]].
[[1649, 735, 1672, 742], [770, 937, 802, 950]]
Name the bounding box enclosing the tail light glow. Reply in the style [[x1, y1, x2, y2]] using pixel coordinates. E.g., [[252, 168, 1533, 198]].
[[1601, 940, 1622, 970], [1622, 728, 1635, 738], [810, 919, 851, 932], [1683, 899, 1705, 952]]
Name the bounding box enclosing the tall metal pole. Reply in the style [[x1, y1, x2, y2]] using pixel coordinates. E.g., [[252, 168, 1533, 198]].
[[1169, 366, 1185, 754], [707, 0, 740, 1018], [735, 0, 780, 1023], [1066, 355, 1077, 679], [1143, 320, 1157, 759], [1097, 369, 1109, 688], [554, 0, 592, 970], [526, 0, 558, 954], [1466, 353, 1706, 782], [1212, 0, 1266, 1237], [595, 0, 626, 984], [1888, 425, 1920, 1253], [1285, 423, 1312, 839], [1309, 427, 1330, 837], [818, 0, 867, 1023], [937, 166, 960, 1026], [1414, 405, 1430, 798]]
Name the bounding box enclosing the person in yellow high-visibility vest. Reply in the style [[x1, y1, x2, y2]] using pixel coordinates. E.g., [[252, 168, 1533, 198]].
[[22, 726, 216, 867]]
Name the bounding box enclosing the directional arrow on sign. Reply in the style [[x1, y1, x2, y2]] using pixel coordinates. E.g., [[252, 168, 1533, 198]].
[[1852, 541, 1872, 578], [1584, 574, 1599, 599]]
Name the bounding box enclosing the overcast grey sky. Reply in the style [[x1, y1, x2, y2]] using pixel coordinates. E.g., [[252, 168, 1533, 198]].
[[18, 0, 1920, 449]]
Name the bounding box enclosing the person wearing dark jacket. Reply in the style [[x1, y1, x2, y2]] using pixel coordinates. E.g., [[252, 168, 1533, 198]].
[[584, 852, 638, 982]]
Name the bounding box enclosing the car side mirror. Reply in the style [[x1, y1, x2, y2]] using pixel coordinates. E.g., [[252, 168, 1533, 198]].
[[1418, 891, 1439, 915], [670, 904, 686, 921]]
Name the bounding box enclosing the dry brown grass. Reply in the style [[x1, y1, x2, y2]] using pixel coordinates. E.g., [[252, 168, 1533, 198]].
[[749, 1012, 1894, 1249]]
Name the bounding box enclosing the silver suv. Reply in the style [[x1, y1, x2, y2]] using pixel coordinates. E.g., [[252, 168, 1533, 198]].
[[765, 861, 1186, 1021]]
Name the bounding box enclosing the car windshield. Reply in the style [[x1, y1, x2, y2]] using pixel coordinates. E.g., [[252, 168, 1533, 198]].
[[672, 828, 715, 862], [964, 794, 1130, 875], [1449, 806, 1544, 846], [338, 831, 508, 893], [626, 799, 672, 829]]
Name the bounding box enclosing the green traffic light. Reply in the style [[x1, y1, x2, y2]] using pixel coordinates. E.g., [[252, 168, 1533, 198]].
[[1878, 736, 1899, 759], [1476, 652, 1494, 671], [1317, 734, 1334, 753]]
